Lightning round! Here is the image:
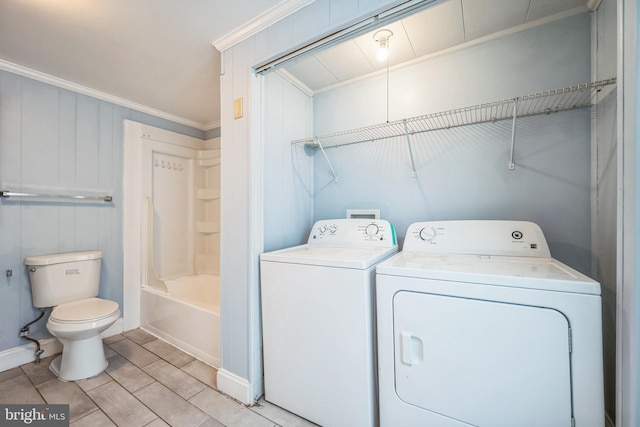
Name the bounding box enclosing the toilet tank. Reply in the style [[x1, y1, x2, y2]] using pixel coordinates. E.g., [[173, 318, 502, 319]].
[[25, 251, 102, 308]]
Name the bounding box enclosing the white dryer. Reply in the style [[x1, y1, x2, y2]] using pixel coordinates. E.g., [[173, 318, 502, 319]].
[[376, 220, 604, 427], [261, 219, 398, 427]]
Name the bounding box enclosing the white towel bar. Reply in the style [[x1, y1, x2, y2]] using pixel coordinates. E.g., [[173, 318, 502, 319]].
[[0, 190, 112, 202]]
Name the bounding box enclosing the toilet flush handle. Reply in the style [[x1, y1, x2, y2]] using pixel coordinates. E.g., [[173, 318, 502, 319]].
[[28, 267, 36, 272]]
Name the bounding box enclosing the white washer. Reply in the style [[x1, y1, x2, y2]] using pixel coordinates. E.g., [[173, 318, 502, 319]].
[[376, 220, 604, 427], [260, 219, 398, 427]]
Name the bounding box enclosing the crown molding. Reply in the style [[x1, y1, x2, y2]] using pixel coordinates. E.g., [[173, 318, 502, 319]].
[[276, 69, 314, 97], [0, 59, 216, 131], [587, 0, 602, 11], [212, 0, 315, 52], [203, 120, 222, 130]]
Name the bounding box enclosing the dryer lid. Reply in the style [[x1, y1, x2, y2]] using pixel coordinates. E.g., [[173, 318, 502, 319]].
[[376, 252, 601, 295], [50, 298, 119, 323], [261, 244, 398, 269]]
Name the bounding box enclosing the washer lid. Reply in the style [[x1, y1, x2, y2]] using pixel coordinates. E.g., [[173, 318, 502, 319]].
[[376, 252, 600, 295], [261, 244, 398, 269], [50, 298, 119, 323]]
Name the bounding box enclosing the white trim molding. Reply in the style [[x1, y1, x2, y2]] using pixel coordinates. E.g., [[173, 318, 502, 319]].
[[276, 69, 314, 97], [587, 0, 603, 11], [618, 1, 639, 426], [0, 59, 215, 131], [217, 369, 254, 405], [212, 0, 315, 52]]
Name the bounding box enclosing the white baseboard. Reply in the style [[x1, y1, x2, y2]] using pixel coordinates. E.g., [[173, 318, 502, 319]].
[[217, 369, 254, 405], [0, 338, 62, 372], [0, 317, 124, 373]]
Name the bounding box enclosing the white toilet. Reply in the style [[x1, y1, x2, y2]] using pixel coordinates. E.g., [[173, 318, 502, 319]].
[[25, 251, 120, 381]]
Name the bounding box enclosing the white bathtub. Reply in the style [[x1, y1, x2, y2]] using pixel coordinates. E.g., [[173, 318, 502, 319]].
[[140, 274, 220, 367]]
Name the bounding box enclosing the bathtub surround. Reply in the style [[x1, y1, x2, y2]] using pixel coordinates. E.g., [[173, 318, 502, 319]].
[[0, 68, 218, 370], [124, 120, 221, 367]]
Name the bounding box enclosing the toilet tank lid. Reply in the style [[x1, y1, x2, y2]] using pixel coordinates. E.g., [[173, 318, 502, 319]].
[[24, 251, 102, 266]]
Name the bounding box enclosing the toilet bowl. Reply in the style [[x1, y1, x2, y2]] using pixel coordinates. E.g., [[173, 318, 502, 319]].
[[24, 251, 120, 381], [46, 297, 120, 381]]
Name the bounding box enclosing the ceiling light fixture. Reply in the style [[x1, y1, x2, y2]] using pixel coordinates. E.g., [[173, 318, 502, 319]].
[[373, 29, 393, 62]]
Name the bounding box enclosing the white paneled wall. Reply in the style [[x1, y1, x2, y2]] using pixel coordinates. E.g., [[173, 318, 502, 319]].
[[263, 72, 314, 253], [219, 0, 423, 402], [0, 69, 206, 354]]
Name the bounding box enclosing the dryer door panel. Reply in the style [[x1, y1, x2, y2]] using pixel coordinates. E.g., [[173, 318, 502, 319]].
[[393, 291, 572, 427]]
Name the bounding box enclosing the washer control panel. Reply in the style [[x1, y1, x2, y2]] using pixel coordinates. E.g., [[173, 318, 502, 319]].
[[403, 220, 551, 257], [308, 219, 397, 246]]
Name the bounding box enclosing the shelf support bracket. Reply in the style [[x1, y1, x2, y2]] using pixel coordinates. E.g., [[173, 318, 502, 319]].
[[403, 120, 418, 178], [316, 139, 338, 183], [508, 102, 518, 170]]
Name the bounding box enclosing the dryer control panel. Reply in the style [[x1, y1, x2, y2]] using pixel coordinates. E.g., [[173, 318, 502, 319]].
[[308, 219, 397, 246], [403, 220, 551, 257]]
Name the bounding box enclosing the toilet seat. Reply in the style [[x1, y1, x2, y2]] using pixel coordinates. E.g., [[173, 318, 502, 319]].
[[50, 297, 119, 324]]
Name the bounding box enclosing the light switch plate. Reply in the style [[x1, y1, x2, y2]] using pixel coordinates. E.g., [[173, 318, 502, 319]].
[[234, 97, 243, 119]]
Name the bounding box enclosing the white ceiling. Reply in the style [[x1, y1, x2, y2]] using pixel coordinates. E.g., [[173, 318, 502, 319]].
[[0, 0, 287, 129], [285, 0, 590, 92], [0, 0, 593, 131]]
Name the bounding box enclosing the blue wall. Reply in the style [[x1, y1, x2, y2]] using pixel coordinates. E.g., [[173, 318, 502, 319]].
[[263, 72, 314, 253], [310, 14, 593, 274], [0, 69, 207, 352]]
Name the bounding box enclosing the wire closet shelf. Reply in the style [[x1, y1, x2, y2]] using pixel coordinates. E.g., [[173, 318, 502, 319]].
[[292, 78, 617, 150]]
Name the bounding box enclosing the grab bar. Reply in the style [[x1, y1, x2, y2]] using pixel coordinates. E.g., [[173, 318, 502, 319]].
[[1, 190, 113, 202]]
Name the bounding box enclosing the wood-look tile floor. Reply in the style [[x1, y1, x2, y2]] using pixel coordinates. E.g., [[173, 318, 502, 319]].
[[0, 329, 317, 427]]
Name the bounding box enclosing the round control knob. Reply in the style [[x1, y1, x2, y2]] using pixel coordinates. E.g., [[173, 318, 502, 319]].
[[365, 224, 380, 236], [318, 225, 327, 234], [328, 225, 337, 234], [419, 227, 437, 242]]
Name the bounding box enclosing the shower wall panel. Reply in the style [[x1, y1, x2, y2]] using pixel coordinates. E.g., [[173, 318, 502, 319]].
[[151, 150, 195, 279]]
